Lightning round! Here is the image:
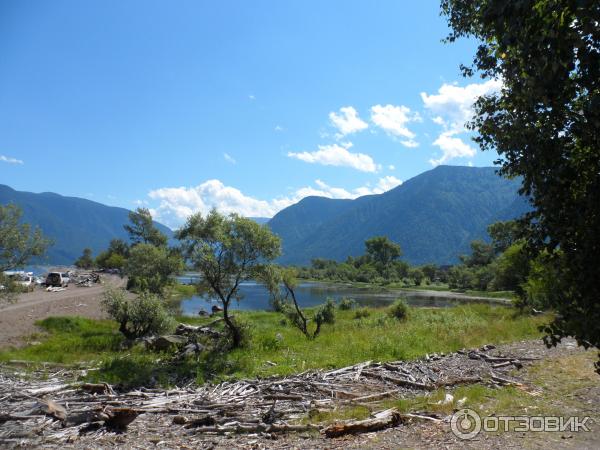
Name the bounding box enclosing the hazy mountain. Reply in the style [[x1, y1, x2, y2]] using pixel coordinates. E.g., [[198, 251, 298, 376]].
[[268, 166, 529, 266], [0, 185, 173, 265]]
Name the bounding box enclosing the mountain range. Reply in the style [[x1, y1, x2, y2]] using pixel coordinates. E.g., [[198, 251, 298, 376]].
[[0, 185, 173, 265], [1, 166, 529, 266], [268, 166, 529, 265]]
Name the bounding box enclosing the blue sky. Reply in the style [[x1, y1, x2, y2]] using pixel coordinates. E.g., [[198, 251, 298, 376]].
[[0, 0, 499, 228]]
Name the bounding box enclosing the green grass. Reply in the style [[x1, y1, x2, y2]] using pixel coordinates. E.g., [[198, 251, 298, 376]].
[[0, 304, 548, 387], [0, 317, 123, 365]]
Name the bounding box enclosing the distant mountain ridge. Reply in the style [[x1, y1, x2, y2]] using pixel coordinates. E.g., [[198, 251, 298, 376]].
[[268, 166, 529, 266], [0, 185, 173, 265]]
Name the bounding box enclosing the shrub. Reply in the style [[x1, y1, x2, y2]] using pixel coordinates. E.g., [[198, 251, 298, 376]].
[[388, 299, 409, 320], [338, 297, 356, 310], [102, 287, 175, 340], [353, 307, 371, 319], [316, 298, 336, 325]]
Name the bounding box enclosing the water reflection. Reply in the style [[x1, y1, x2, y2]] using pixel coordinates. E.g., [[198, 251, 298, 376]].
[[176, 276, 499, 316]]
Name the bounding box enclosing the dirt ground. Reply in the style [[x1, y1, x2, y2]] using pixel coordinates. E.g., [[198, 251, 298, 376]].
[[0, 275, 123, 348], [1, 339, 598, 449]]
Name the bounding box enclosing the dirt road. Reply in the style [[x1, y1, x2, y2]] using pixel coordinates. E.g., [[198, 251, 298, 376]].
[[0, 275, 124, 348]]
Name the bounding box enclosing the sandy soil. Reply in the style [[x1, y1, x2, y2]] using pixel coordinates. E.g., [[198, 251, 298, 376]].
[[0, 275, 124, 349]]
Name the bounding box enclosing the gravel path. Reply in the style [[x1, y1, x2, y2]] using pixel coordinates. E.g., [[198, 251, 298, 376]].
[[0, 275, 124, 349]]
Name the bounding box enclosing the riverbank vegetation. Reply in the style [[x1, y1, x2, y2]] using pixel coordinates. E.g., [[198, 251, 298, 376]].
[[0, 303, 547, 387]]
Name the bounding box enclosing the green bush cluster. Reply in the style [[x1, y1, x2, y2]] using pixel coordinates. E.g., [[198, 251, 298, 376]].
[[388, 299, 409, 320]]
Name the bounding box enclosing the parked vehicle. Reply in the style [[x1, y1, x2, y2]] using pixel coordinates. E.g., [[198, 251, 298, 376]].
[[2, 271, 35, 292], [18, 275, 35, 291], [45, 272, 69, 287]]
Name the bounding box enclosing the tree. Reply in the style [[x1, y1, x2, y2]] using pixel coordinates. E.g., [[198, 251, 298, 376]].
[[442, 0, 600, 370], [102, 287, 174, 340], [125, 243, 183, 294], [124, 208, 168, 248], [260, 266, 334, 339], [0, 204, 50, 273], [74, 248, 94, 269], [108, 238, 129, 258], [490, 242, 530, 293], [365, 236, 401, 271], [176, 210, 281, 347], [460, 240, 495, 267], [487, 221, 521, 254]]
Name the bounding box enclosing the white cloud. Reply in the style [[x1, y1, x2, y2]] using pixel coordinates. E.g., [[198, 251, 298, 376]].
[[388, 164, 395, 170], [223, 153, 236, 164], [428, 131, 476, 166], [274, 125, 284, 132], [329, 106, 368, 137], [376, 175, 402, 192], [288, 142, 379, 173], [148, 176, 402, 228], [421, 79, 502, 132], [1, 155, 23, 164], [421, 79, 501, 165], [370, 104, 420, 147], [248, 94, 256, 100]]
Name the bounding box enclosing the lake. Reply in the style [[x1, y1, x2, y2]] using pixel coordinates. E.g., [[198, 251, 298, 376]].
[[175, 275, 504, 316]]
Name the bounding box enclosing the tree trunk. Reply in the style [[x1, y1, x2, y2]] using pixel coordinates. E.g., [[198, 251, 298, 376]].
[[222, 299, 242, 347]]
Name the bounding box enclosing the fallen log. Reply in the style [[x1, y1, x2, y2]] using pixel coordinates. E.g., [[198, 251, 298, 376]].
[[323, 408, 403, 438]]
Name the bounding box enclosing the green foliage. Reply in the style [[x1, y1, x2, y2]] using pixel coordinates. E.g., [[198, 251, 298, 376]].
[[74, 247, 94, 269], [365, 236, 401, 272], [442, 0, 600, 370], [0, 204, 50, 303], [96, 239, 129, 270], [388, 299, 409, 320], [125, 207, 168, 248], [353, 307, 370, 319], [260, 265, 335, 339], [490, 241, 529, 293], [0, 204, 50, 273], [125, 243, 183, 294], [0, 305, 547, 385], [315, 298, 336, 325], [460, 240, 495, 267], [338, 297, 356, 310], [409, 268, 425, 286], [176, 209, 281, 347], [519, 251, 561, 311], [488, 221, 521, 254], [101, 287, 175, 340]]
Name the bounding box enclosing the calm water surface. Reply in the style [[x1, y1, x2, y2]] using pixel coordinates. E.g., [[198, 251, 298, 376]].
[[176, 274, 499, 316]]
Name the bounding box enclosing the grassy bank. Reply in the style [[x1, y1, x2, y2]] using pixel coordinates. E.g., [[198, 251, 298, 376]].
[[298, 278, 517, 300], [0, 304, 547, 387]]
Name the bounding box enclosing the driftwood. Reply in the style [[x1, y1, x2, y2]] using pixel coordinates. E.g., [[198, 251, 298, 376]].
[[323, 408, 403, 438], [0, 342, 541, 446]]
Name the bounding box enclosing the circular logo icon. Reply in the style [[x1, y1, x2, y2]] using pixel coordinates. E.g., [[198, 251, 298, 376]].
[[451, 408, 482, 440]]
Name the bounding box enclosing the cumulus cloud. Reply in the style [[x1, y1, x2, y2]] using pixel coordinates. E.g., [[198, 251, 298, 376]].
[[148, 176, 402, 228], [370, 104, 420, 147], [376, 175, 402, 192], [421, 79, 501, 165], [428, 131, 476, 166], [223, 153, 236, 164], [1, 155, 23, 164], [421, 79, 502, 132], [287, 142, 379, 173], [329, 106, 368, 137]]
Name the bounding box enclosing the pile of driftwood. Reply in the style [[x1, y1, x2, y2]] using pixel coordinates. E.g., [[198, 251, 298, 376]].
[[0, 344, 539, 448], [71, 272, 101, 287]]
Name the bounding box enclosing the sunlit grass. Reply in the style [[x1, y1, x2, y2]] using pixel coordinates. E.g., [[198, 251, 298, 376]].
[[0, 304, 548, 388]]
